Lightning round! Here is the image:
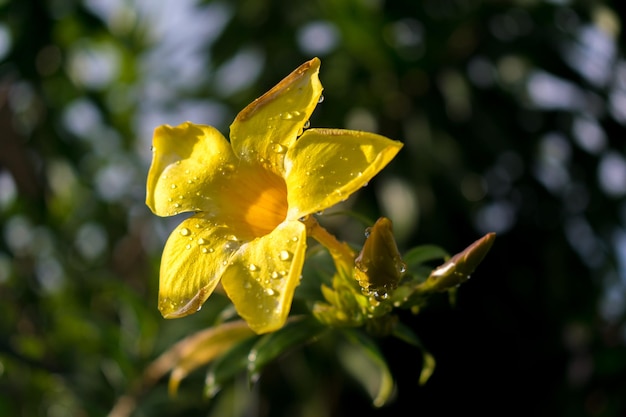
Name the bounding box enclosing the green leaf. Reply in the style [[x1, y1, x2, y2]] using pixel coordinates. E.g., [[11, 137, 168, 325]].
[[392, 322, 436, 385], [204, 336, 259, 399], [403, 245, 449, 270], [339, 329, 395, 407], [163, 320, 256, 396], [247, 317, 328, 383]]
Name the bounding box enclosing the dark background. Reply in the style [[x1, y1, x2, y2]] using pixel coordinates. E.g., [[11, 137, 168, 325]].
[[1, 0, 625, 416]]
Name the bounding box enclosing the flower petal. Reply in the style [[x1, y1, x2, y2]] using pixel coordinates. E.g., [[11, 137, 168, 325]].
[[229, 58, 323, 176], [285, 129, 403, 219], [220, 220, 307, 333], [147, 122, 237, 217], [158, 214, 243, 318]]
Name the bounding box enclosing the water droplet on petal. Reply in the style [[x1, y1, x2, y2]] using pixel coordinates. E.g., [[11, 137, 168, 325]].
[[272, 143, 287, 153], [249, 264, 259, 272], [180, 228, 191, 236], [201, 247, 209, 254], [303, 120, 310, 129], [364, 227, 371, 238], [279, 250, 292, 261], [198, 238, 207, 245], [170, 184, 177, 189], [185, 244, 191, 250], [291, 236, 299, 242], [281, 112, 294, 120], [271, 271, 280, 279], [318, 95, 324, 103], [265, 288, 276, 296]]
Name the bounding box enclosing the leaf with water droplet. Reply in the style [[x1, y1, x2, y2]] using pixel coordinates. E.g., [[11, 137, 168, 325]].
[[204, 335, 259, 398]]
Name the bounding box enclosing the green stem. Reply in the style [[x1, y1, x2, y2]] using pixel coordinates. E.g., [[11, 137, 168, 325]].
[[304, 216, 355, 270]]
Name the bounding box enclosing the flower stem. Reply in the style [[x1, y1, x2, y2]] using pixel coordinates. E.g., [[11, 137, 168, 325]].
[[304, 216, 355, 269]]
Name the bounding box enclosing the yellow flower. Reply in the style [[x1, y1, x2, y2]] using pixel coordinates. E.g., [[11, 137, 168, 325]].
[[146, 58, 403, 333]]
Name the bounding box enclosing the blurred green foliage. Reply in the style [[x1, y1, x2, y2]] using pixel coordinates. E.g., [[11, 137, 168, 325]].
[[1, 0, 626, 416]]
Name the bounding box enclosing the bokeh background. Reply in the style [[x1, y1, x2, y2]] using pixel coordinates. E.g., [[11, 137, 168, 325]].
[[1, 0, 626, 416]]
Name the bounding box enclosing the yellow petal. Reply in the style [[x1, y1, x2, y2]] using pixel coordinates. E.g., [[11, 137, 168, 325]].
[[158, 214, 242, 318], [220, 220, 307, 333], [285, 128, 403, 219], [146, 122, 236, 217], [229, 58, 323, 176]]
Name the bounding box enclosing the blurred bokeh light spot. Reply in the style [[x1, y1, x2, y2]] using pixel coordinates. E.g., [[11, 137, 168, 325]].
[[0, 171, 17, 210], [75, 223, 108, 261], [0, 24, 12, 61], [527, 70, 586, 110], [467, 56, 496, 88], [572, 116, 607, 154], [297, 21, 340, 56], [377, 177, 418, 243], [475, 200, 516, 234], [598, 151, 626, 197], [63, 99, 102, 138], [461, 173, 487, 202], [36, 255, 65, 294], [213, 48, 264, 97], [563, 24, 616, 87], [68, 40, 121, 90], [4, 215, 34, 256], [95, 158, 137, 202]]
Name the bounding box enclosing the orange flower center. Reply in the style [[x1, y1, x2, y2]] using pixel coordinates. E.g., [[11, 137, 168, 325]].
[[226, 165, 288, 239]]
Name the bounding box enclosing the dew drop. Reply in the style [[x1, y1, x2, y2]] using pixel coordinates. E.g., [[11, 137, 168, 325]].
[[271, 271, 280, 279], [279, 250, 292, 261], [272, 143, 287, 153], [265, 288, 276, 296], [180, 228, 191, 236], [201, 247, 209, 254], [198, 238, 207, 245], [291, 236, 299, 242], [364, 227, 371, 238], [173, 203, 181, 208], [397, 262, 407, 274], [249, 264, 259, 272], [318, 94, 324, 103], [185, 244, 191, 250], [208, 248, 215, 253], [170, 184, 177, 189], [303, 120, 310, 129], [281, 112, 294, 120]]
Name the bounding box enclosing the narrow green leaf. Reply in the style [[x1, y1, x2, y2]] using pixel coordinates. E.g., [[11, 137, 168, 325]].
[[403, 245, 449, 270], [392, 322, 436, 385], [247, 317, 327, 383], [339, 329, 395, 408], [204, 336, 259, 399]]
